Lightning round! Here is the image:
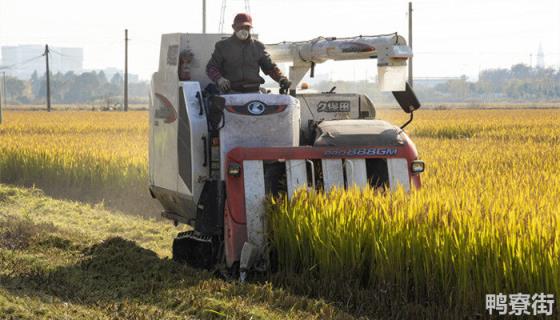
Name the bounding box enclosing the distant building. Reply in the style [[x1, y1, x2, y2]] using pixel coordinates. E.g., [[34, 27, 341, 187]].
[[0, 45, 83, 79], [537, 43, 545, 69]]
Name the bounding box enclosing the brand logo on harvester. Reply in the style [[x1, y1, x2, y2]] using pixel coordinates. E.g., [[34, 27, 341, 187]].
[[317, 101, 351, 113], [247, 101, 266, 115], [324, 148, 398, 157]]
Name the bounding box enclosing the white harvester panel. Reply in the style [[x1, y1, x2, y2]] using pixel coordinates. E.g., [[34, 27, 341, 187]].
[[296, 93, 376, 139], [219, 93, 300, 179], [150, 33, 233, 221], [286, 160, 308, 199], [149, 81, 209, 200], [322, 159, 345, 192], [299, 93, 360, 121], [243, 160, 267, 254], [344, 159, 368, 188], [387, 158, 411, 192], [177, 82, 209, 202], [150, 82, 179, 192], [157, 33, 231, 90]]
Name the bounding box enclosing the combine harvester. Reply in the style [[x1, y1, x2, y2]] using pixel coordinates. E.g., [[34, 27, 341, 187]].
[[149, 32, 424, 277]]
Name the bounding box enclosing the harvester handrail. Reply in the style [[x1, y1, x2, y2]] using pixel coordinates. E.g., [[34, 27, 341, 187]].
[[306, 159, 316, 189], [265, 32, 399, 46]]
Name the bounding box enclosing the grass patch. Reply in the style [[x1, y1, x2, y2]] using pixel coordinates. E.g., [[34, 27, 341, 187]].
[[0, 184, 350, 319], [0, 216, 57, 250]]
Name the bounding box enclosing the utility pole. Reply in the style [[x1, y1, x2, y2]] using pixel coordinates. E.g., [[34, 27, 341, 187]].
[[0, 72, 3, 124], [44, 45, 51, 112], [408, 2, 413, 87], [2, 72, 6, 111], [124, 29, 129, 112], [202, 0, 207, 33]]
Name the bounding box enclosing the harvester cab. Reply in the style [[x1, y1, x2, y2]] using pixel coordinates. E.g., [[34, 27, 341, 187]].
[[149, 32, 424, 276]]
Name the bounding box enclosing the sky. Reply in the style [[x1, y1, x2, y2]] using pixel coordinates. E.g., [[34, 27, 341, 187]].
[[0, 0, 558, 81]]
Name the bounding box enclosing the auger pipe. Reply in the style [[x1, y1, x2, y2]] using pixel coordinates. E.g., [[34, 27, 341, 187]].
[[266, 33, 412, 91]]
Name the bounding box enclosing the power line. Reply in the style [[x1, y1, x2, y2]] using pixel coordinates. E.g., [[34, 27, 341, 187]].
[[0, 55, 43, 70], [49, 48, 66, 56], [49, 48, 81, 59], [219, 0, 252, 33]]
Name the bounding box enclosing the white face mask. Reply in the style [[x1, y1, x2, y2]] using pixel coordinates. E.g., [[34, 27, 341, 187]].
[[235, 29, 250, 41]]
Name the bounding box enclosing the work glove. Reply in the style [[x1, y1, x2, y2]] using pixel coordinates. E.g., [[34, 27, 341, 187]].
[[279, 77, 291, 94], [217, 77, 231, 92]]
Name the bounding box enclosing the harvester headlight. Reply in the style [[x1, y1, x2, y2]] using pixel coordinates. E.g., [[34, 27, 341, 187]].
[[228, 163, 241, 177], [411, 160, 425, 174]]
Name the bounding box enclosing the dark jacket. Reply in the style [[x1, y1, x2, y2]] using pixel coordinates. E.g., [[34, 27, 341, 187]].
[[206, 35, 283, 88]]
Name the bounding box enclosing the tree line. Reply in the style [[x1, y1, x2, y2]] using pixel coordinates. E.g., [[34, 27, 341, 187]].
[[2, 63, 560, 106], [2, 70, 149, 105], [430, 64, 560, 101], [315, 64, 560, 103]]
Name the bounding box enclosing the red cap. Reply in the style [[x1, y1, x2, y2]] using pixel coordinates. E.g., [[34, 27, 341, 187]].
[[233, 13, 252, 28]]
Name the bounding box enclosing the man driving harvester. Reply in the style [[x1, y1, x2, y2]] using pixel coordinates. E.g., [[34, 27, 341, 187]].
[[206, 13, 291, 93]]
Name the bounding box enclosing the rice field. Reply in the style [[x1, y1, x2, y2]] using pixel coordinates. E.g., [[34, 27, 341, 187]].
[[0, 108, 559, 317], [0, 111, 158, 216], [270, 108, 560, 316]]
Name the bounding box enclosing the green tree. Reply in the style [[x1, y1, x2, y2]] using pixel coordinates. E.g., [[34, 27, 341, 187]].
[[5, 76, 26, 102]]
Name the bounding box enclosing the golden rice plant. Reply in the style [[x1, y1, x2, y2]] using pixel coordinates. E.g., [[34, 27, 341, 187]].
[[0, 111, 147, 188], [0, 111, 153, 214], [269, 108, 560, 314]]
